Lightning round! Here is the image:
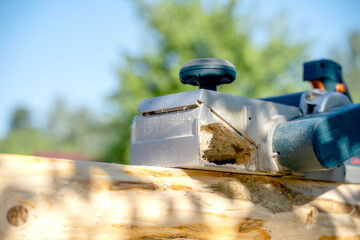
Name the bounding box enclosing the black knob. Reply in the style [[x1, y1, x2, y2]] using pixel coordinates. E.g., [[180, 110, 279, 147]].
[[179, 58, 236, 91]]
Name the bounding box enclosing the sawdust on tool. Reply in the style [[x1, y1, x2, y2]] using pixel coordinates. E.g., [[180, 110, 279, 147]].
[[200, 123, 254, 166]]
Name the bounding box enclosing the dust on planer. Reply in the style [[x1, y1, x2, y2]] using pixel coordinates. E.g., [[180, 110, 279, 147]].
[[130, 58, 360, 182], [200, 123, 255, 169]]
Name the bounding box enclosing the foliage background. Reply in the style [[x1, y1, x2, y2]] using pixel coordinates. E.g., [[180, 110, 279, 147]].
[[1, 0, 359, 164]]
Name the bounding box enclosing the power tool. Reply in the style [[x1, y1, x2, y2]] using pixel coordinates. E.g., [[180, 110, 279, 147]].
[[130, 58, 360, 182]]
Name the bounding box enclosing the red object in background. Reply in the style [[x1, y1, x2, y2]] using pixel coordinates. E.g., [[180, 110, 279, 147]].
[[350, 156, 360, 165], [35, 151, 89, 161]]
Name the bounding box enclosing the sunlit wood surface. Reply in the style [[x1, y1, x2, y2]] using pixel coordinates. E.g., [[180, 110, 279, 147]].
[[0, 154, 359, 240]]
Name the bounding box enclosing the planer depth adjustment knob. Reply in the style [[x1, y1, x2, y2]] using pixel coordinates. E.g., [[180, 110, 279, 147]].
[[179, 58, 236, 91]]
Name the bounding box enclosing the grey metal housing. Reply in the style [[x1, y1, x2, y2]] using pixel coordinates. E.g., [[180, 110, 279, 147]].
[[130, 89, 302, 173]]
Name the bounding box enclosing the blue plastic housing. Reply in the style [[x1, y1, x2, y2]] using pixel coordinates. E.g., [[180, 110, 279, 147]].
[[273, 104, 360, 171]]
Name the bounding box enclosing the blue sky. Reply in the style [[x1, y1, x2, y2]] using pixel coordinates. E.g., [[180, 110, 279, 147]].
[[1, 0, 360, 137]]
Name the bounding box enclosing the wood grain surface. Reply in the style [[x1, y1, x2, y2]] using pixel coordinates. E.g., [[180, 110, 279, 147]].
[[0, 154, 359, 240]]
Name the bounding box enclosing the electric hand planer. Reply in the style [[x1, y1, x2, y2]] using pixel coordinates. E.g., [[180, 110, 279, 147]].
[[130, 58, 360, 182]]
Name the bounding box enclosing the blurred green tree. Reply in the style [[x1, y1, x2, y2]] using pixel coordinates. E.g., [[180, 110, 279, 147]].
[[105, 0, 309, 164], [47, 98, 71, 143], [0, 128, 54, 155], [0, 99, 107, 160], [44, 98, 107, 159], [10, 106, 32, 131], [0, 106, 54, 155], [333, 31, 360, 103]]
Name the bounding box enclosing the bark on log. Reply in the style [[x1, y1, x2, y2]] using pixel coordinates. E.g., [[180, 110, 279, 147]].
[[0, 154, 359, 240]]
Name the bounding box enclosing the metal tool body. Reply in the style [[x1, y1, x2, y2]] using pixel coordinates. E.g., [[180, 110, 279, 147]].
[[130, 59, 360, 182]]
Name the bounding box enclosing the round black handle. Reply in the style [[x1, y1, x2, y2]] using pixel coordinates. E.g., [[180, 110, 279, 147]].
[[179, 58, 236, 91]]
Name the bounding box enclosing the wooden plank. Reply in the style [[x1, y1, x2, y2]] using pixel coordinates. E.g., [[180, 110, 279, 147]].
[[0, 153, 359, 240]]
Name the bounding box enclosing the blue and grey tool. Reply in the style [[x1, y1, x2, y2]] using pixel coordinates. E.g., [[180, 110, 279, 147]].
[[130, 58, 360, 182]]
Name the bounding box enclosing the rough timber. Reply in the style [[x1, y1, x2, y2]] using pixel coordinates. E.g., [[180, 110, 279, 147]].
[[0, 154, 359, 240]]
